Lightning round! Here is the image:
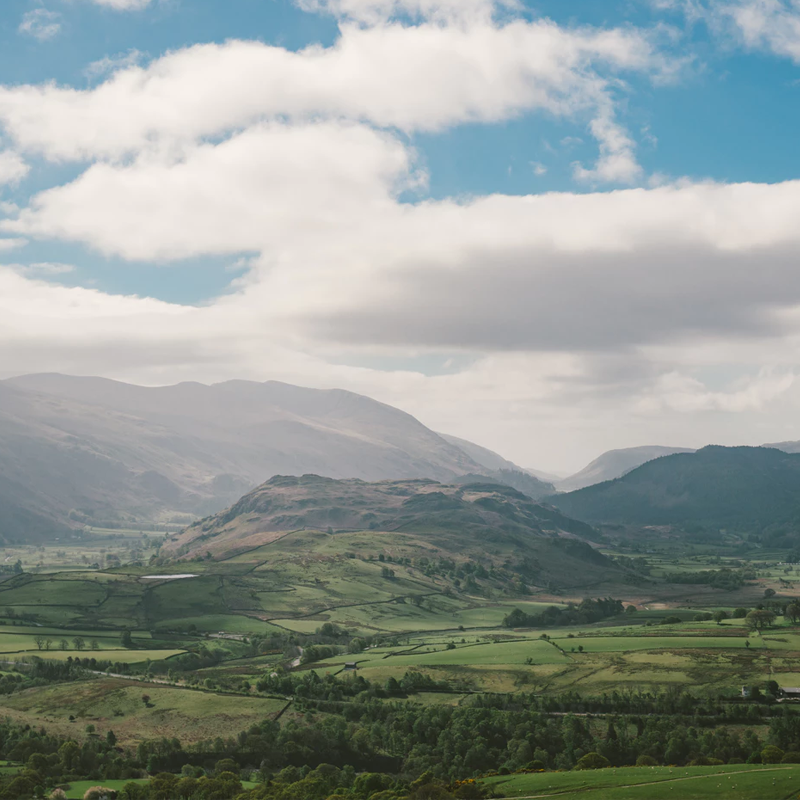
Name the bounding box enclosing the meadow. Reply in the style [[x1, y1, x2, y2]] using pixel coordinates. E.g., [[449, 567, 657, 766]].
[[483, 764, 800, 799], [0, 678, 288, 745]]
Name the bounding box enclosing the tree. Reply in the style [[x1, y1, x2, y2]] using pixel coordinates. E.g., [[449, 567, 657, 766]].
[[90, 639, 100, 651], [59, 639, 69, 651], [746, 609, 775, 630], [141, 694, 151, 707], [73, 636, 86, 651], [34, 636, 45, 651], [764, 588, 777, 598], [106, 730, 117, 748], [120, 630, 133, 648], [713, 610, 729, 625], [733, 607, 748, 618], [785, 603, 800, 623]]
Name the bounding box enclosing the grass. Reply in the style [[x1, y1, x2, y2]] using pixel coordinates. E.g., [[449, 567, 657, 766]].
[[11, 649, 186, 663], [484, 764, 800, 799], [1, 679, 288, 745]]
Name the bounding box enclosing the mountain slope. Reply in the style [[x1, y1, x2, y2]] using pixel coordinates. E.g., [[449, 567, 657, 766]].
[[552, 445, 800, 532], [162, 474, 617, 589], [557, 446, 696, 491], [0, 374, 499, 536], [440, 434, 555, 499]]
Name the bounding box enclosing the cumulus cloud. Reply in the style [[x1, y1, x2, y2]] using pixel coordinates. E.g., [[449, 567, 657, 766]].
[[0, 21, 666, 182], [3, 3, 800, 470], [0, 151, 29, 186], [18, 9, 62, 41]]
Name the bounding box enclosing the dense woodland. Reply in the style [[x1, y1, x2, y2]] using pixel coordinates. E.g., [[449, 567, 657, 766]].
[[3, 667, 800, 799]]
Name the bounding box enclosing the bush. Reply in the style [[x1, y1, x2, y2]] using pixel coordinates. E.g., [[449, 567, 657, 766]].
[[747, 752, 762, 764], [662, 616, 682, 625], [762, 746, 785, 764], [574, 753, 610, 770], [635, 755, 658, 767], [733, 607, 748, 618], [728, 757, 744, 765], [781, 751, 800, 763]]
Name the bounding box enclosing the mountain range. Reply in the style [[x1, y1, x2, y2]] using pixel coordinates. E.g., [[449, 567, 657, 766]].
[[0, 373, 539, 542]]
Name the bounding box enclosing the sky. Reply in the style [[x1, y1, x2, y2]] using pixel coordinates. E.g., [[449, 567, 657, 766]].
[[2, 0, 800, 475]]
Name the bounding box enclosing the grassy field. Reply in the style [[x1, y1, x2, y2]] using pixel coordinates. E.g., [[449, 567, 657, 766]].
[[0, 679, 288, 745], [484, 764, 800, 799]]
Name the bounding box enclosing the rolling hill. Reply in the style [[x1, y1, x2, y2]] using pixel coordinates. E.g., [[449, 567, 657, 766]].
[[0, 374, 508, 540], [160, 474, 618, 589], [556, 446, 696, 492], [551, 445, 800, 536]]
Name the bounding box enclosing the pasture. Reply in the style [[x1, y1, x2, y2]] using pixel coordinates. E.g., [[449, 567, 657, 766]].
[[1, 679, 288, 745], [484, 764, 800, 799]]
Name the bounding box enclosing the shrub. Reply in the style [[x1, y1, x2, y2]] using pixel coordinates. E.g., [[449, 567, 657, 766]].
[[635, 755, 658, 767], [781, 751, 800, 763], [762, 745, 785, 764], [574, 753, 610, 770]]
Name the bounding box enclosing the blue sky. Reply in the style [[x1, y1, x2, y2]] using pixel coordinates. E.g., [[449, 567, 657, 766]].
[[3, 0, 800, 471]]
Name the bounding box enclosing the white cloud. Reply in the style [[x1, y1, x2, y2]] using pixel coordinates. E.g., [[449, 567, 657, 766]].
[[89, 0, 153, 9], [5, 122, 417, 260], [296, 0, 518, 23], [84, 50, 144, 81], [10, 262, 75, 278], [0, 238, 26, 252], [18, 9, 62, 41], [0, 151, 29, 185], [712, 0, 800, 61], [0, 21, 667, 182]]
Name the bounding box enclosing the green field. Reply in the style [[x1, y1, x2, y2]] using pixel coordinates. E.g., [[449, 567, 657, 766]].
[[484, 764, 800, 799], [1, 679, 288, 745]]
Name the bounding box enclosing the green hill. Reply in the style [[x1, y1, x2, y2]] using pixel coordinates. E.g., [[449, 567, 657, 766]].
[[161, 475, 618, 591], [552, 445, 800, 535]]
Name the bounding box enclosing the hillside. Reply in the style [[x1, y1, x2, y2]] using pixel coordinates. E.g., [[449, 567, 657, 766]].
[[161, 475, 617, 589], [556, 445, 696, 491], [552, 445, 800, 536], [0, 374, 498, 538]]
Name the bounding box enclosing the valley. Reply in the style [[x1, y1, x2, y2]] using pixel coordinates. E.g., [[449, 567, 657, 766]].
[[3, 396, 800, 798]]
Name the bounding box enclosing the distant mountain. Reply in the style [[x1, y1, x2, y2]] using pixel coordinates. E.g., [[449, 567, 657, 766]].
[[556, 446, 696, 492], [552, 445, 800, 534], [163, 474, 617, 588], [439, 433, 555, 499], [0, 374, 495, 539], [525, 467, 566, 484], [763, 439, 800, 454], [439, 433, 521, 473]]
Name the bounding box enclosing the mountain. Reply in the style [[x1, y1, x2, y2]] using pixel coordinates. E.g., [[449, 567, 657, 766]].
[[440, 434, 555, 499], [0, 374, 505, 539], [551, 445, 800, 535], [763, 439, 800, 453], [161, 474, 618, 588], [556, 446, 696, 492]]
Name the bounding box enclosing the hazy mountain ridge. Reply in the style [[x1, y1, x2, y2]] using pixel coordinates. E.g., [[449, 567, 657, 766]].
[[0, 374, 519, 540], [551, 445, 800, 534], [556, 446, 697, 492]]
